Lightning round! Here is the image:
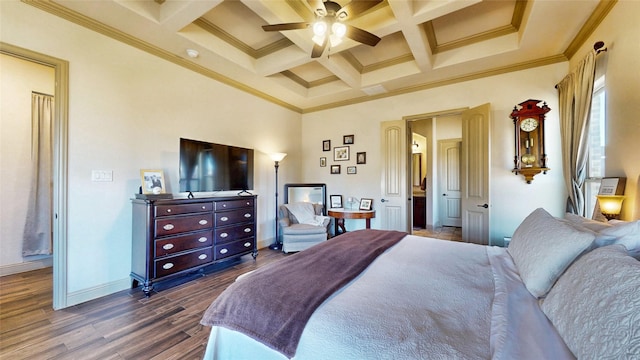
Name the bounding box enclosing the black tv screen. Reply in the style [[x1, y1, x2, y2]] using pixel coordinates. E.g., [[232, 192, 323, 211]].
[[179, 138, 254, 192]]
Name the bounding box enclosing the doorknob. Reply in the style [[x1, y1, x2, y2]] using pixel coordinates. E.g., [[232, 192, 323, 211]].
[[380, 199, 388, 203], [442, 193, 447, 196], [477, 204, 489, 209]]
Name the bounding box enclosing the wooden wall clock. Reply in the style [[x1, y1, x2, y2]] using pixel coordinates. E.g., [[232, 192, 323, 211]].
[[511, 99, 551, 183]]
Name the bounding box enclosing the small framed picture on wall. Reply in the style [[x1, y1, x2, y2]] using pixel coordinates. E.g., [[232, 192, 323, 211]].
[[320, 157, 327, 167], [347, 166, 357, 174], [356, 152, 366, 164], [323, 140, 331, 151], [331, 165, 341, 174], [334, 146, 350, 161], [343, 134, 354, 144]]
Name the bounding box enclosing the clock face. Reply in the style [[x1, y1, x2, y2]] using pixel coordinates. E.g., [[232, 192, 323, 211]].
[[520, 118, 539, 132]]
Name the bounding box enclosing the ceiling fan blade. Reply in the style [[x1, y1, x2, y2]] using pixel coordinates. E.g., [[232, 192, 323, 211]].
[[307, 0, 326, 16], [262, 22, 309, 32], [311, 36, 328, 58], [344, 24, 381, 46], [337, 0, 383, 19]]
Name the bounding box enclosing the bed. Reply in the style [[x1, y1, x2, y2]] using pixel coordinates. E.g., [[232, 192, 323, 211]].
[[201, 208, 640, 360]]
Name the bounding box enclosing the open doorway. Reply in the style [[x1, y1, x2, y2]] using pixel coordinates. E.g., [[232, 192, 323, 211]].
[[1, 43, 69, 309], [409, 112, 463, 242]]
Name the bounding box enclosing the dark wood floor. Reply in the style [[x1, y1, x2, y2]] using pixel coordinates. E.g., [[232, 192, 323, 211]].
[[0, 249, 288, 360]]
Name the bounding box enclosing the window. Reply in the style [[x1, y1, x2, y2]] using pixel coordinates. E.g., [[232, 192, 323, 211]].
[[584, 75, 606, 219]]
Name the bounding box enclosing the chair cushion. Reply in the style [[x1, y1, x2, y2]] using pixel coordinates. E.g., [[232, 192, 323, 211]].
[[282, 223, 328, 235]]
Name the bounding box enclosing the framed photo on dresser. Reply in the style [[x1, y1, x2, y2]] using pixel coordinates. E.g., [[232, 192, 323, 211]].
[[140, 169, 166, 194]]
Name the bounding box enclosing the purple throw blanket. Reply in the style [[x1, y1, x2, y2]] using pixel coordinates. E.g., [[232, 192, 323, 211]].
[[200, 229, 407, 358]]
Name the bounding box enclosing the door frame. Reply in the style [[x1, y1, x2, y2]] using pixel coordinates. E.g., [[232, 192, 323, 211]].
[[405, 108, 467, 231], [1, 42, 69, 310]]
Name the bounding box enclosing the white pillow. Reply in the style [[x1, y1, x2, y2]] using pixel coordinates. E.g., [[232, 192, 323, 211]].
[[597, 220, 640, 258], [541, 245, 640, 359], [564, 213, 640, 258], [507, 208, 595, 298], [564, 212, 612, 232]]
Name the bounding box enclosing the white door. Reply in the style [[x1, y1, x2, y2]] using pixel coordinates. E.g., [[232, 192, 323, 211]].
[[439, 139, 462, 227], [461, 103, 490, 244], [380, 120, 408, 231]]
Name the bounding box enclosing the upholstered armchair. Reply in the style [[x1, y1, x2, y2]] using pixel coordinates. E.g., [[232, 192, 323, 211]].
[[279, 202, 330, 253]]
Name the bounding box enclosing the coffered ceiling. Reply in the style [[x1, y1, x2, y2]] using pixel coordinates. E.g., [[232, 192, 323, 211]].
[[27, 0, 613, 113]]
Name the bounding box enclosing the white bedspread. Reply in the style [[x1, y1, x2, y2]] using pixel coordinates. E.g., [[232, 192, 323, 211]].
[[204, 235, 575, 360]]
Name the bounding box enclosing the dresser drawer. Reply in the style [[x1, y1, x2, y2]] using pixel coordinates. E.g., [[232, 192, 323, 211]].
[[215, 223, 255, 244], [154, 247, 213, 278], [155, 230, 212, 257], [214, 238, 254, 260], [156, 213, 213, 237], [215, 198, 254, 211], [215, 208, 254, 227], [156, 202, 212, 217]]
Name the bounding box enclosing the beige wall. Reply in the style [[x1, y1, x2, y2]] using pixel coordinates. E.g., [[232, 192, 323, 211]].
[[0, 54, 55, 270]]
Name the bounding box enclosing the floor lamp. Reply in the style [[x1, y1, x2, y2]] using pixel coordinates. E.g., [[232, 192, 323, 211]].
[[269, 153, 287, 250]]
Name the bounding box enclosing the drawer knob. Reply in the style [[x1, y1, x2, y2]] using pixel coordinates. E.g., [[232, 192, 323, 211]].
[[222, 204, 227, 208], [166, 208, 172, 213], [199, 219, 208, 225], [244, 213, 252, 218], [162, 243, 174, 250], [220, 232, 228, 238], [220, 216, 229, 222], [198, 254, 208, 260], [243, 228, 251, 233], [202, 206, 206, 210], [246, 201, 250, 205], [198, 237, 207, 243], [219, 248, 228, 254], [163, 224, 174, 231], [244, 242, 251, 247], [162, 263, 174, 270]]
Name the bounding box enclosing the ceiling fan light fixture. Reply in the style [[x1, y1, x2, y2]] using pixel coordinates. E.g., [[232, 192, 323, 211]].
[[313, 21, 328, 36], [332, 22, 346, 38]]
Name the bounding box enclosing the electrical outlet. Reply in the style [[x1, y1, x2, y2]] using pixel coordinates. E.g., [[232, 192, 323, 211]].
[[91, 170, 113, 182]]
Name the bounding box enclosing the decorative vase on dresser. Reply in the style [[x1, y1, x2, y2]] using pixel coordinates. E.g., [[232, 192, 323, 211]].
[[130, 195, 257, 296]]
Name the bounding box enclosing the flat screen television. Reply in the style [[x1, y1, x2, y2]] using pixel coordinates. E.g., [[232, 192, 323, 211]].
[[179, 138, 254, 193]]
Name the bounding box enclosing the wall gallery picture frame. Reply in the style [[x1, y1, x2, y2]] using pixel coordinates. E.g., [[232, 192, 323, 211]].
[[359, 198, 373, 211], [330, 194, 343, 208], [334, 146, 350, 161], [140, 169, 166, 194], [347, 166, 357, 174], [323, 140, 331, 151], [320, 157, 327, 167], [343, 134, 354, 144], [330, 165, 341, 174], [356, 152, 366, 164]]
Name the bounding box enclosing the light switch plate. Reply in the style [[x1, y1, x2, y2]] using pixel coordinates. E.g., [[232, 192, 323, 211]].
[[91, 170, 113, 182]]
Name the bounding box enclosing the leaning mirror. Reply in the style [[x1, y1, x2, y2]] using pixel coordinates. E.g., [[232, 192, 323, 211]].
[[284, 183, 327, 214]]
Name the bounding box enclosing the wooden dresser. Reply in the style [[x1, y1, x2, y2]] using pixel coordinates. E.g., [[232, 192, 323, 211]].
[[131, 195, 257, 296]]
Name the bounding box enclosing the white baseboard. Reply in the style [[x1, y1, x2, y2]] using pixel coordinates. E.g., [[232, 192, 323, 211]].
[[0, 256, 53, 277], [66, 277, 131, 307]]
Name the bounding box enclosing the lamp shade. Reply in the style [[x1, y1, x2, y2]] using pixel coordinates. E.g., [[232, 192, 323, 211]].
[[270, 153, 287, 162], [596, 195, 625, 219]]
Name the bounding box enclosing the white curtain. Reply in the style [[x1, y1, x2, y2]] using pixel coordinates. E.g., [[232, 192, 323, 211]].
[[22, 93, 54, 256], [557, 51, 597, 216]]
